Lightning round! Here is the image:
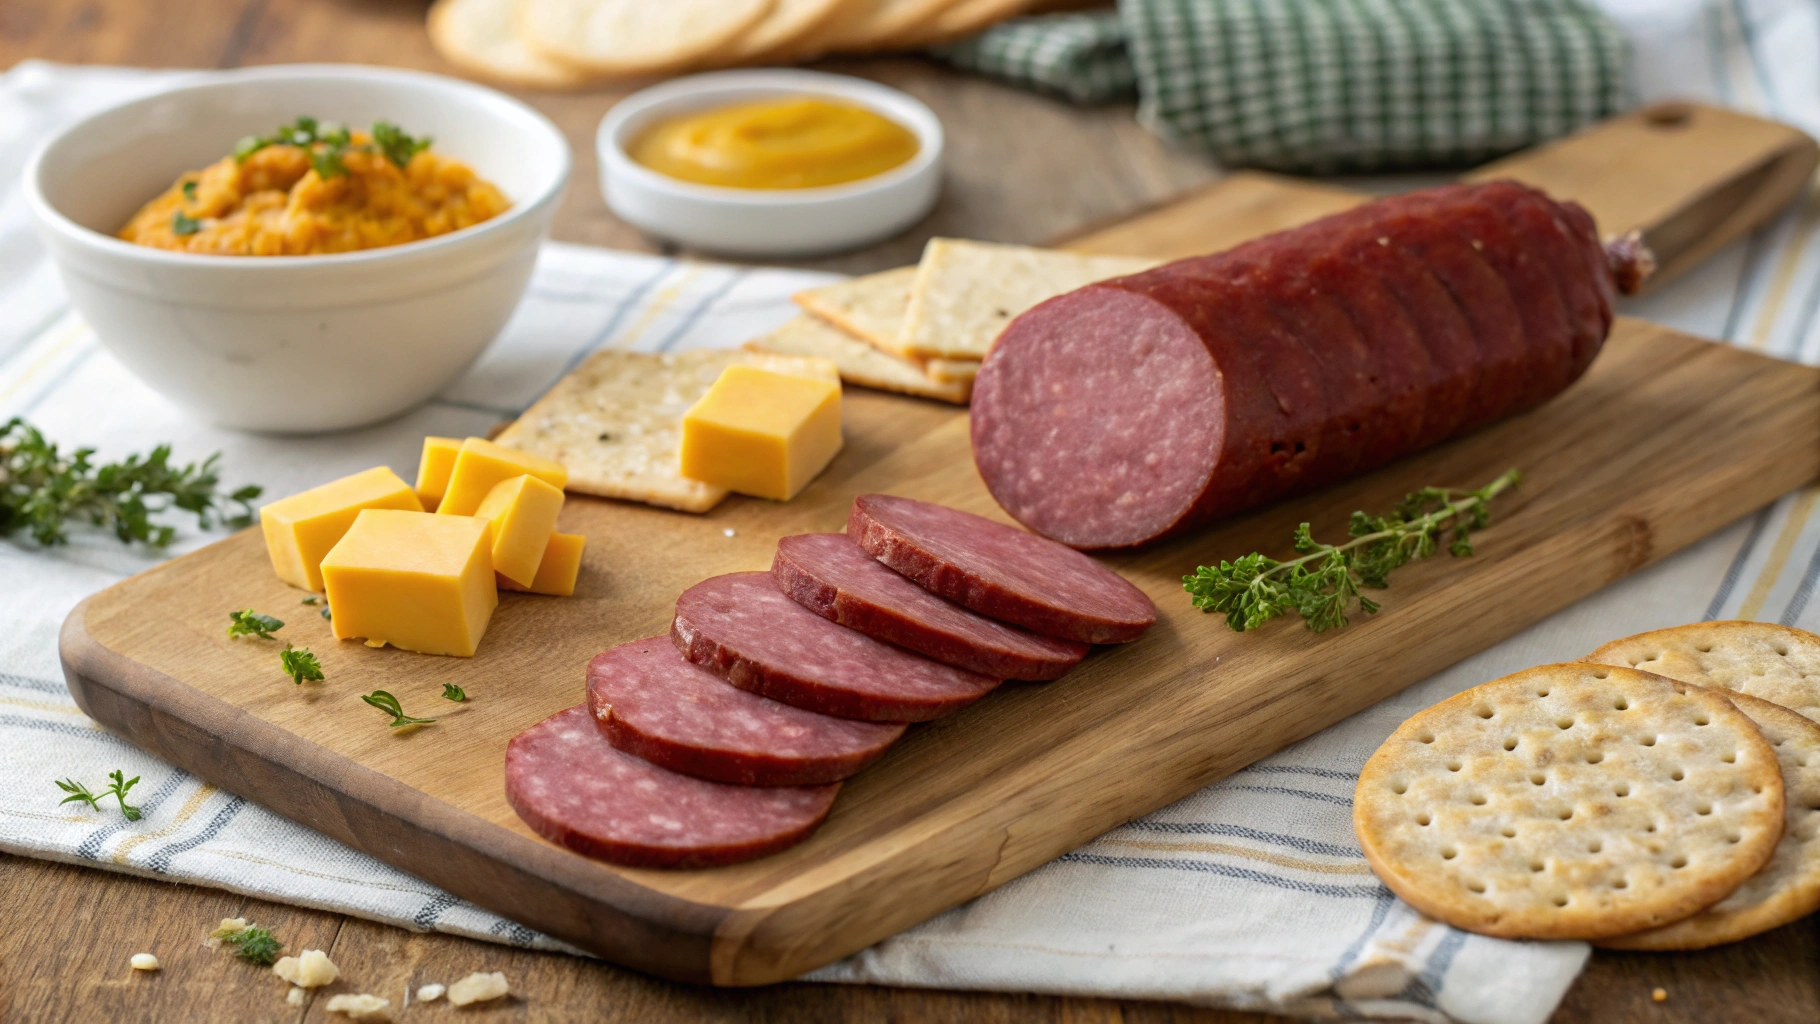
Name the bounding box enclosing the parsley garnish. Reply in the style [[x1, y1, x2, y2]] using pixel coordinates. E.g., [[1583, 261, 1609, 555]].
[[1183, 469, 1520, 633], [301, 596, 319, 605], [210, 922, 282, 965], [227, 609, 284, 640], [441, 683, 467, 702], [171, 211, 203, 236], [56, 770, 142, 821], [280, 643, 323, 685], [0, 418, 261, 548], [181, 180, 198, 201], [233, 116, 430, 178], [362, 690, 436, 729]]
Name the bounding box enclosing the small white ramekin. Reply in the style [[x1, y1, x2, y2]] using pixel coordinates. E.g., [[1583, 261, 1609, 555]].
[[598, 70, 944, 258], [24, 64, 571, 434]]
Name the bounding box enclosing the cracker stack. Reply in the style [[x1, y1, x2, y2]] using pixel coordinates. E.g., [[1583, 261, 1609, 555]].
[[1355, 621, 1820, 948], [749, 238, 1156, 405], [428, 0, 1086, 89]]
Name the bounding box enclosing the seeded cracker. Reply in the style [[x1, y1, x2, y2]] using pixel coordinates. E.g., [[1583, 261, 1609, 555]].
[[1354, 664, 1785, 940], [896, 239, 1157, 360], [494, 350, 838, 513], [745, 316, 971, 404], [1600, 689, 1820, 949], [1583, 621, 1820, 724], [794, 266, 918, 352]]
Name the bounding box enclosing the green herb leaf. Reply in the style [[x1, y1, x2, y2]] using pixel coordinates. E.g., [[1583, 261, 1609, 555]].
[[320, 605, 332, 621], [441, 683, 467, 703], [280, 643, 323, 686], [211, 922, 282, 965], [227, 609, 284, 640], [57, 771, 140, 820], [308, 146, 347, 179], [0, 418, 261, 549], [1183, 469, 1520, 633], [371, 121, 431, 169], [301, 596, 318, 605], [361, 689, 436, 729], [171, 211, 203, 236], [181, 180, 198, 201]]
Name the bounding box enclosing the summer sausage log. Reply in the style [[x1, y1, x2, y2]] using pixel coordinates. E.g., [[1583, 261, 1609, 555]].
[[587, 636, 905, 786], [505, 705, 838, 869], [848, 494, 1157, 644], [970, 181, 1651, 550], [773, 533, 1090, 680], [672, 572, 1001, 721]]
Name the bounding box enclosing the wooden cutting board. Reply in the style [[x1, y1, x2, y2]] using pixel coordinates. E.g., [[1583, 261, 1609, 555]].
[[61, 104, 1820, 986]]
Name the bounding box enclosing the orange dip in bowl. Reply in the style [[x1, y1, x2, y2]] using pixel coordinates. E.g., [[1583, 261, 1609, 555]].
[[629, 97, 920, 190], [118, 118, 511, 256]]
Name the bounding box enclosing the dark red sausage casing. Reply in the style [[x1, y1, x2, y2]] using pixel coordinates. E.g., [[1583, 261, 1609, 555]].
[[970, 181, 1623, 549]]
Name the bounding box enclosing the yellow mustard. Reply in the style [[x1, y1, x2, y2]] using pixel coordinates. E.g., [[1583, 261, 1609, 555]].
[[629, 97, 920, 190]]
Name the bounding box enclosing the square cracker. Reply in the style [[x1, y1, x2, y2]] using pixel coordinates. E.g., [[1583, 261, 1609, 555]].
[[897, 238, 1157, 360], [494, 349, 838, 513], [792, 265, 918, 352], [746, 316, 971, 405]]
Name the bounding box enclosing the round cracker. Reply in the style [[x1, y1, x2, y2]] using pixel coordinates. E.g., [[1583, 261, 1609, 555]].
[[518, 0, 775, 76], [1354, 664, 1785, 940], [428, 0, 595, 91], [809, 0, 969, 54], [725, 0, 857, 63], [1583, 621, 1820, 724], [897, 0, 1035, 49], [1599, 689, 1820, 949]]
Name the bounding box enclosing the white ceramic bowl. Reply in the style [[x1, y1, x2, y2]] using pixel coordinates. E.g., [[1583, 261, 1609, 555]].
[[24, 64, 570, 434], [598, 70, 943, 258]]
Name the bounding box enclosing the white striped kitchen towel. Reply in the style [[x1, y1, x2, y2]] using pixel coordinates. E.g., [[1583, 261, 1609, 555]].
[[4, 5, 1820, 1015]]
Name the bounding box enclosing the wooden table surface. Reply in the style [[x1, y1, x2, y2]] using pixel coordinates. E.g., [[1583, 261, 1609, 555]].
[[3, 1, 1817, 1021]]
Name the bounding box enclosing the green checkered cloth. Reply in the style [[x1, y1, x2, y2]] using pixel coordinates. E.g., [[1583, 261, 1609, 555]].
[[934, 0, 1630, 172]]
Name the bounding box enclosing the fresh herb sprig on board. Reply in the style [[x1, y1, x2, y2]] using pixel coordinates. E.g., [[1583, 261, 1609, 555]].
[[0, 418, 260, 548], [362, 690, 436, 729], [1184, 469, 1521, 633], [210, 922, 282, 965], [227, 609, 285, 640], [280, 644, 323, 685]]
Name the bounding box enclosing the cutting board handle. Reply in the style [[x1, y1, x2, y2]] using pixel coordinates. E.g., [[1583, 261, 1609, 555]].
[[1466, 101, 1819, 294]]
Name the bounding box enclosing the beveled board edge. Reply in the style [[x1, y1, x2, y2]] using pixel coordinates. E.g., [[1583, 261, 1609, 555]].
[[59, 600, 729, 982]]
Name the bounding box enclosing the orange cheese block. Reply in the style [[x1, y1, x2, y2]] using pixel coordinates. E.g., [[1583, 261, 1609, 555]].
[[474, 474, 565, 587], [498, 532, 586, 597], [414, 436, 462, 512], [320, 509, 498, 657], [680, 365, 842, 502], [438, 437, 567, 517], [260, 466, 423, 592]]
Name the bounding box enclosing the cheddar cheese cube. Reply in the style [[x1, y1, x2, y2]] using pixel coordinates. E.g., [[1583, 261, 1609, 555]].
[[414, 436, 463, 512], [438, 437, 568, 517], [319, 510, 498, 657], [498, 532, 586, 596], [260, 467, 424, 592], [474, 474, 565, 587], [679, 366, 843, 502]]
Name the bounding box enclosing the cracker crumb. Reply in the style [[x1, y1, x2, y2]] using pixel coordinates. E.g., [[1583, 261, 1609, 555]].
[[416, 983, 446, 1002], [272, 949, 339, 988], [1652, 987, 1668, 1002], [324, 993, 393, 1021], [447, 970, 509, 1006], [205, 917, 249, 949], [130, 953, 160, 971], [287, 987, 306, 1007]]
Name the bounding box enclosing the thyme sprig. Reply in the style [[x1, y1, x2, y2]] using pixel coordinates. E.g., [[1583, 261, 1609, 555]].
[[362, 690, 436, 729], [210, 921, 282, 965], [0, 418, 260, 548], [227, 609, 284, 640], [1184, 468, 1521, 633], [280, 643, 323, 685]]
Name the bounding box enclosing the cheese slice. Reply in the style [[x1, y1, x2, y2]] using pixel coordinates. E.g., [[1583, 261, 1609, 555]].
[[498, 532, 586, 596], [473, 474, 565, 587], [319, 509, 498, 658], [260, 467, 424, 592], [680, 365, 843, 502], [439, 437, 568, 517], [414, 436, 463, 512]]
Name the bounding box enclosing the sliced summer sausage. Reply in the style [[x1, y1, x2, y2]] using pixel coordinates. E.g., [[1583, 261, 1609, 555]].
[[848, 494, 1157, 644], [505, 705, 838, 869], [587, 636, 905, 786], [773, 533, 1089, 680], [672, 572, 1001, 722], [971, 181, 1635, 549]]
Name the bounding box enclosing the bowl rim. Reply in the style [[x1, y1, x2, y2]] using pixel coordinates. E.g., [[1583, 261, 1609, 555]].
[[22, 63, 573, 271], [596, 68, 945, 207]]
